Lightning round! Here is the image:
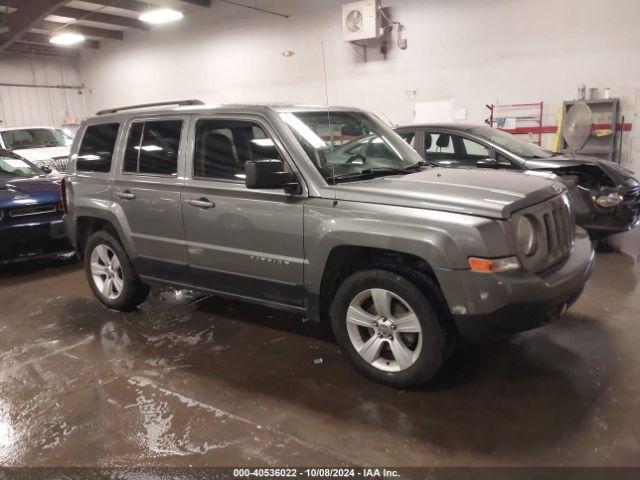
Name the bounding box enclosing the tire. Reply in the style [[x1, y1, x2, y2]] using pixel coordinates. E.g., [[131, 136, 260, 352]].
[[330, 269, 447, 388], [84, 230, 149, 311]]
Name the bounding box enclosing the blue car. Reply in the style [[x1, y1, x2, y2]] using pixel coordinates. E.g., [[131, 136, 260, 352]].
[[0, 149, 73, 264]]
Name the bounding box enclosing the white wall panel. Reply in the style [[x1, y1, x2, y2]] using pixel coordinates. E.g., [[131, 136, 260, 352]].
[[78, 0, 640, 172], [0, 86, 87, 128], [0, 52, 85, 128]]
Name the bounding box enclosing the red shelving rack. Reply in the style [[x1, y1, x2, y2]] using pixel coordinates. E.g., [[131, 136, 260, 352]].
[[486, 102, 544, 145]]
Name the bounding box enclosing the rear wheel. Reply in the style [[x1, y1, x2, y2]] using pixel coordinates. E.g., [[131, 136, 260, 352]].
[[330, 269, 447, 388], [84, 231, 149, 311]]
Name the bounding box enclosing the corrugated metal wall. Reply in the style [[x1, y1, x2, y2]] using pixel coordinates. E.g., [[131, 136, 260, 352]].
[[0, 85, 88, 128]]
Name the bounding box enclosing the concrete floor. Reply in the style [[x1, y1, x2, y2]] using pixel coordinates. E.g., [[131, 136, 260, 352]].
[[0, 231, 639, 468]]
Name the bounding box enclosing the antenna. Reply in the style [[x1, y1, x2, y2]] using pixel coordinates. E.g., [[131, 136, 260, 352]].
[[321, 41, 338, 203]]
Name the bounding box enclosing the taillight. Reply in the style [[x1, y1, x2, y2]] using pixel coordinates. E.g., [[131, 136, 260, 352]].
[[60, 176, 69, 214]]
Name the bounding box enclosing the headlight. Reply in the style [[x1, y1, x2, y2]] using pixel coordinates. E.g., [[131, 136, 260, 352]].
[[595, 193, 623, 208], [516, 215, 538, 257]]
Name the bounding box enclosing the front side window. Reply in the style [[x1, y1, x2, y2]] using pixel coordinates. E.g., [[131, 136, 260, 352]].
[[193, 119, 284, 181], [123, 120, 183, 175], [1, 128, 70, 150], [0, 153, 41, 178], [462, 138, 490, 157], [397, 131, 416, 148], [426, 133, 455, 154], [77, 123, 120, 173], [280, 110, 423, 183], [469, 126, 554, 159]]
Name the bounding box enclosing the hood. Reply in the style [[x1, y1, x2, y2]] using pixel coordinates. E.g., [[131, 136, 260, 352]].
[[12, 146, 70, 162], [0, 177, 61, 209], [525, 154, 638, 187], [332, 168, 564, 219], [524, 154, 605, 170]]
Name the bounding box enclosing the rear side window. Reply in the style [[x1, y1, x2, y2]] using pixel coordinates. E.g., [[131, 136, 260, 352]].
[[123, 120, 183, 175], [77, 123, 120, 172]]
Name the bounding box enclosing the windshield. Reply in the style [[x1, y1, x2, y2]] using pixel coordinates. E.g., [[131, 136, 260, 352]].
[[280, 110, 425, 182], [0, 153, 42, 178], [469, 126, 554, 159], [1, 128, 71, 150]]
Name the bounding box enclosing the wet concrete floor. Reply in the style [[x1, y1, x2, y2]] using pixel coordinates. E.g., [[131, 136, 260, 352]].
[[0, 231, 639, 467]]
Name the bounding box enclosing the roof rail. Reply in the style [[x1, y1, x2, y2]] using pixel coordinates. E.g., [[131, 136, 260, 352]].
[[96, 99, 205, 116]]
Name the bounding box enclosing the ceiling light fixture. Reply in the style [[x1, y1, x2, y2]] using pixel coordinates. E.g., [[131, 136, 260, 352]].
[[50, 32, 86, 46], [139, 8, 184, 24]]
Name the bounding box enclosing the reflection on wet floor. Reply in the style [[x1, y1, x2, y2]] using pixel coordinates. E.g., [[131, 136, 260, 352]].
[[0, 232, 639, 467]]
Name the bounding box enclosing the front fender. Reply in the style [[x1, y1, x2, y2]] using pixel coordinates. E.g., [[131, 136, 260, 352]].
[[303, 198, 515, 295]]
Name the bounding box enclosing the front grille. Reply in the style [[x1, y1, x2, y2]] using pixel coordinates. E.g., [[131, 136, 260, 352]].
[[541, 197, 574, 268], [9, 204, 58, 218], [624, 185, 639, 203], [514, 194, 574, 273], [51, 156, 69, 172]]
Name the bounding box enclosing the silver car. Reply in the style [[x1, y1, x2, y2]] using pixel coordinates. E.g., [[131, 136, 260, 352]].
[[62, 101, 595, 388]]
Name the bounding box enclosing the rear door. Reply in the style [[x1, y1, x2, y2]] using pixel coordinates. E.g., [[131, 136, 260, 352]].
[[181, 114, 306, 308], [113, 116, 189, 282]]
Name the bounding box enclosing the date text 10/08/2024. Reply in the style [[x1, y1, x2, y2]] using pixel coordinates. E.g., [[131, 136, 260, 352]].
[[232, 468, 400, 478]]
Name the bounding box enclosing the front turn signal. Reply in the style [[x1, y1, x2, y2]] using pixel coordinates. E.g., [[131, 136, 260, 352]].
[[468, 256, 521, 273]]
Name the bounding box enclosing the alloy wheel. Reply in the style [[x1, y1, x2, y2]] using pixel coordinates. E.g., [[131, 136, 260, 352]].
[[90, 244, 124, 300], [346, 288, 422, 372]]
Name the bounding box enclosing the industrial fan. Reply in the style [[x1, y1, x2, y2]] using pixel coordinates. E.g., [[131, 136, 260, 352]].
[[562, 101, 593, 155]]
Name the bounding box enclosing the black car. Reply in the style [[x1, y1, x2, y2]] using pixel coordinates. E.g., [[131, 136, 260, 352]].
[[395, 124, 640, 238], [0, 149, 73, 264]]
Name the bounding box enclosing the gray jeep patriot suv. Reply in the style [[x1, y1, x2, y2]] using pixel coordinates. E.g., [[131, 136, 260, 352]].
[[62, 100, 595, 388]]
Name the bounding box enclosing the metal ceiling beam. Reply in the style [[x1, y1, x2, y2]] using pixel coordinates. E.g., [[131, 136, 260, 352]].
[[21, 32, 101, 49], [178, 0, 212, 6], [7, 41, 80, 58], [37, 20, 124, 40], [0, 0, 69, 51], [78, 0, 154, 13], [216, 0, 288, 18], [54, 6, 151, 30]]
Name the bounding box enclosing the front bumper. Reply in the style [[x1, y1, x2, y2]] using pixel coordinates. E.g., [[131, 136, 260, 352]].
[[573, 190, 640, 237], [582, 211, 640, 236], [0, 219, 73, 264], [434, 228, 596, 341]]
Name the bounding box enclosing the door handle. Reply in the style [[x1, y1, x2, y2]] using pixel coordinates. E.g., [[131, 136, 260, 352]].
[[187, 198, 215, 209], [114, 190, 136, 200]]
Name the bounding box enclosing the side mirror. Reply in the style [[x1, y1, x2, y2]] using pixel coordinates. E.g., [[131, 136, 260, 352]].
[[476, 158, 500, 169], [40, 165, 52, 174], [245, 159, 300, 193]]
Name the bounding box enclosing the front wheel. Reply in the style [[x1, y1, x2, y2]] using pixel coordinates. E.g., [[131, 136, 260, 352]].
[[84, 231, 149, 311], [330, 269, 447, 388]]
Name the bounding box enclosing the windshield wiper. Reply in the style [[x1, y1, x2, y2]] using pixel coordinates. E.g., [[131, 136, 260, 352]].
[[327, 162, 429, 183], [327, 170, 387, 183], [524, 154, 554, 160], [403, 160, 433, 169]]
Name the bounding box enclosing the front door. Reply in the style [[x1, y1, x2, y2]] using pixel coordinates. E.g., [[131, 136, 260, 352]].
[[113, 116, 189, 282], [181, 115, 306, 307]]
